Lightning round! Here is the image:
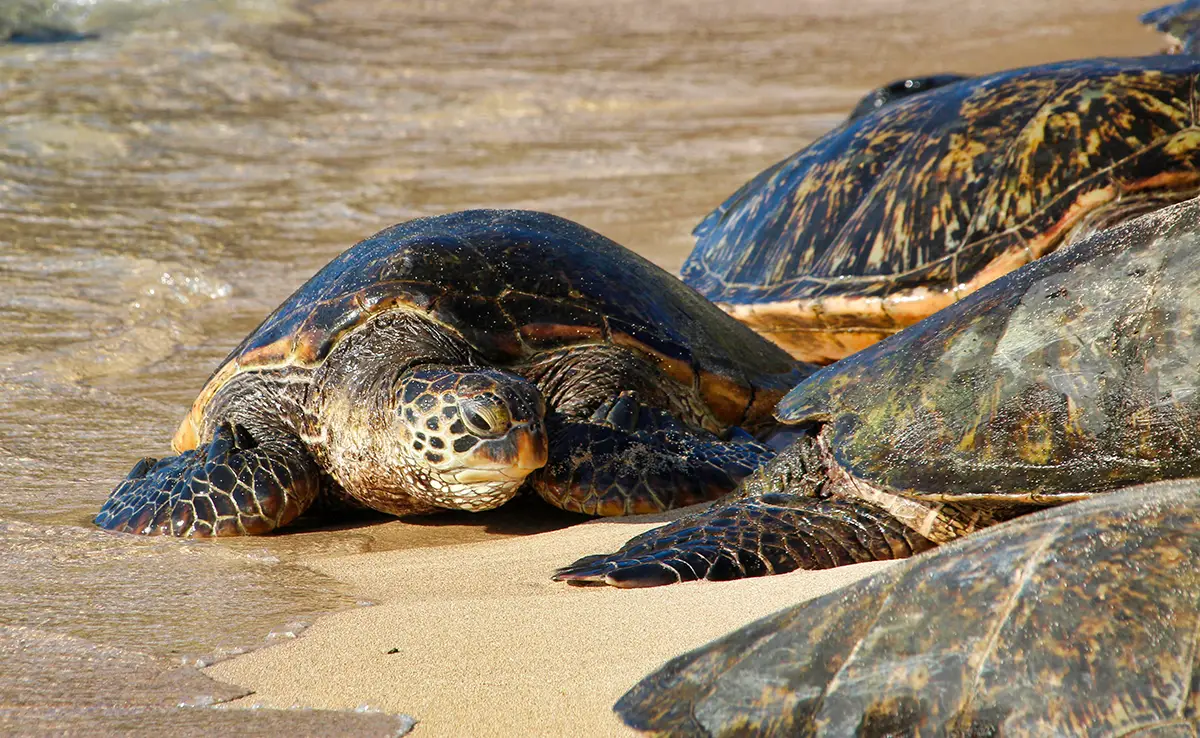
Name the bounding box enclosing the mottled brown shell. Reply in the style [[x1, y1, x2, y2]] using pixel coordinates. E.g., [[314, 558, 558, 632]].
[[777, 195, 1200, 502], [685, 56, 1200, 362], [617, 479, 1200, 736], [174, 210, 805, 451]]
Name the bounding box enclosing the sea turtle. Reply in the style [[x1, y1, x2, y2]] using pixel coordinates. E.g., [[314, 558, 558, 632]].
[[615, 478, 1200, 737], [554, 193, 1200, 587], [94, 210, 807, 537], [681, 3, 1200, 364]]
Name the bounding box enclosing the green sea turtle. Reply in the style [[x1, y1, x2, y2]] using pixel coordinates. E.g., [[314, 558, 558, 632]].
[[555, 193, 1200, 587], [615, 478, 1200, 737], [95, 210, 806, 537], [682, 4, 1200, 364]]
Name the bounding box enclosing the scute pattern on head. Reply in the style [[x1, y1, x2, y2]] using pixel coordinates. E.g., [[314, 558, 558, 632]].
[[778, 195, 1200, 501], [174, 210, 805, 452], [685, 56, 1200, 306]]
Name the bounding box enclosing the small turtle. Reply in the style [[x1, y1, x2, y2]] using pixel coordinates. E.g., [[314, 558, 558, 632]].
[[555, 193, 1200, 587], [95, 210, 807, 537], [615, 478, 1200, 737], [682, 3, 1200, 364]]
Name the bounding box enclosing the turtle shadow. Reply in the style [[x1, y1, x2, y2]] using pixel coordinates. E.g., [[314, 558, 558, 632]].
[[393, 494, 593, 536], [288, 493, 594, 537], [296, 493, 700, 538]]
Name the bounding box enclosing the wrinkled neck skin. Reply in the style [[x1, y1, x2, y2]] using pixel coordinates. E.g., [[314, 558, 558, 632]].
[[303, 312, 518, 516], [310, 364, 446, 515], [1063, 188, 1200, 247], [745, 424, 1022, 544], [737, 426, 829, 502]]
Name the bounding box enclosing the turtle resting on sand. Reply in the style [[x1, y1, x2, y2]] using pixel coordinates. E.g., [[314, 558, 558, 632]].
[[95, 210, 806, 537], [616, 478, 1200, 737], [555, 193, 1200, 587], [682, 3, 1200, 364]]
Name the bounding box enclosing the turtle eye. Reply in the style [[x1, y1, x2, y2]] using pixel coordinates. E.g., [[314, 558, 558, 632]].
[[459, 397, 511, 438]]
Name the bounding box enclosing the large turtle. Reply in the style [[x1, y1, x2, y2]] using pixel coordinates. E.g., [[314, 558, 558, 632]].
[[555, 192, 1200, 587], [95, 210, 807, 537], [615, 478, 1200, 737], [682, 3, 1200, 364]]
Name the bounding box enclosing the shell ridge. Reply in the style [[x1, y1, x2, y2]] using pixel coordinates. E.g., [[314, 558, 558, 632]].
[[715, 132, 1187, 296], [946, 517, 1069, 731], [814, 93, 963, 281], [949, 70, 1091, 282], [808, 573, 907, 727]]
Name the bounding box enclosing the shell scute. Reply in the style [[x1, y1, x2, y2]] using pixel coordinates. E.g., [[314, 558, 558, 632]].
[[615, 481, 1200, 736], [778, 197, 1200, 501], [686, 56, 1200, 307], [178, 210, 805, 444]]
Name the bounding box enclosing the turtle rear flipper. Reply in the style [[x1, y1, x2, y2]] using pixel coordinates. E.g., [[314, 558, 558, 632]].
[[552, 495, 934, 588], [95, 421, 321, 536], [530, 394, 773, 517]]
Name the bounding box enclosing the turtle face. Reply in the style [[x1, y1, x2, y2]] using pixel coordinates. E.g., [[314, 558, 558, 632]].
[[390, 366, 548, 511]]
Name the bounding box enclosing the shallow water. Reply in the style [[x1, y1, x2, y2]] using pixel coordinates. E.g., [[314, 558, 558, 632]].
[[0, 0, 1160, 728]]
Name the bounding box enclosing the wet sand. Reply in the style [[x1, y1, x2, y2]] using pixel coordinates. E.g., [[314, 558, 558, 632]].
[[207, 510, 893, 736]]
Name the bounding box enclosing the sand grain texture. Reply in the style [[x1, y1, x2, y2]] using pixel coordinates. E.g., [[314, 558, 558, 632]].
[[207, 513, 892, 737]]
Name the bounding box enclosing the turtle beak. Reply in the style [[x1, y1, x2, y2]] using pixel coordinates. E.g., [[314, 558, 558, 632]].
[[465, 420, 548, 476], [512, 421, 548, 471]]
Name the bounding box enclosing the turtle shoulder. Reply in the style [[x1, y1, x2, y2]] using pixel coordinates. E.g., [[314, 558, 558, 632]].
[[616, 479, 1200, 736], [776, 196, 1200, 499], [684, 56, 1200, 307], [175, 210, 805, 450]]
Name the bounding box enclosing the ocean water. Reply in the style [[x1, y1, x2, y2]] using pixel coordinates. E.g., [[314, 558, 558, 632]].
[[0, 0, 1160, 730]]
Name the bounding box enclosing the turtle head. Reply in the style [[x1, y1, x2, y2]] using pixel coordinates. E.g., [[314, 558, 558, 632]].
[[389, 365, 548, 511]]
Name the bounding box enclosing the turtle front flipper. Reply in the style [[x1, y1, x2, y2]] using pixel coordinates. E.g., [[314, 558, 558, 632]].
[[529, 392, 772, 517], [552, 493, 935, 587], [95, 421, 322, 536]]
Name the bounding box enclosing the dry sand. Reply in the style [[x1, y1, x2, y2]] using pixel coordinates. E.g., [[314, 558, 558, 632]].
[[206, 510, 895, 736]]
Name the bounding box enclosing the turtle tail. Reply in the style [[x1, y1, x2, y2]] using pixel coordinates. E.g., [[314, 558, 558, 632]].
[[95, 420, 321, 536]]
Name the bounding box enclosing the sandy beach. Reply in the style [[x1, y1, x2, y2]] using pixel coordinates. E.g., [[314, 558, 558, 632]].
[[0, 0, 1169, 734], [207, 510, 894, 736]]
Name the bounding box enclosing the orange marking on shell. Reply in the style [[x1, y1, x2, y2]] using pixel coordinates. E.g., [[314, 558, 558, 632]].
[[610, 332, 695, 389], [518, 322, 605, 345], [172, 415, 199, 453], [697, 370, 753, 426], [171, 360, 243, 452], [1122, 167, 1200, 193], [609, 331, 752, 426], [723, 300, 922, 364], [235, 334, 301, 370], [720, 177, 1200, 364]]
